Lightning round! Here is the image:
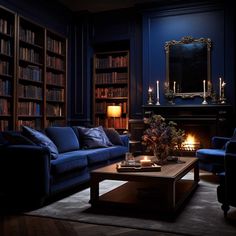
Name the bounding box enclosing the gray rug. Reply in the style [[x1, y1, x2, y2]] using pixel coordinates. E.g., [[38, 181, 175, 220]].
[[26, 173, 236, 236]]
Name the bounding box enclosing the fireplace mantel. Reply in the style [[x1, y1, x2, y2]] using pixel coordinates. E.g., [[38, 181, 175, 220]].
[[142, 104, 233, 148]]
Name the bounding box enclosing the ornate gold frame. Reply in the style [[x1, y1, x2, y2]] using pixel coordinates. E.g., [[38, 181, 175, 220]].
[[165, 36, 212, 98]]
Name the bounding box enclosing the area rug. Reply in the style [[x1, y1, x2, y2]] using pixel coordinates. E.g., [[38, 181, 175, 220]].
[[25, 173, 236, 236]]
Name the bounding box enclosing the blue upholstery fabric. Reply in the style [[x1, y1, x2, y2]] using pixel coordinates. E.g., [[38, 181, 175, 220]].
[[51, 151, 88, 175], [103, 128, 123, 145], [77, 126, 112, 149], [46, 127, 80, 153], [2, 131, 35, 145], [22, 126, 59, 159], [108, 146, 128, 160]]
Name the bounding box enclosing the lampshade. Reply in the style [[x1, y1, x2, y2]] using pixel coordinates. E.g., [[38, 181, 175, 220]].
[[107, 105, 122, 118]]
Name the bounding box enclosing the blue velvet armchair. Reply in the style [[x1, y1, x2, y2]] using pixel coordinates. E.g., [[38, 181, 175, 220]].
[[196, 129, 236, 173], [217, 140, 236, 216]]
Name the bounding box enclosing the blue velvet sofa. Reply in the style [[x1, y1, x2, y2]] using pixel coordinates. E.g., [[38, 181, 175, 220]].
[[0, 126, 129, 207]]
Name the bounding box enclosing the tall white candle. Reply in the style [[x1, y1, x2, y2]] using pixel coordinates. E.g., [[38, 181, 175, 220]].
[[173, 81, 176, 94], [156, 80, 159, 100], [203, 80, 206, 97], [219, 77, 222, 98]]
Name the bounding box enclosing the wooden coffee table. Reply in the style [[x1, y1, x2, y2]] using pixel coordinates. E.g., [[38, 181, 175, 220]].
[[90, 156, 199, 215]]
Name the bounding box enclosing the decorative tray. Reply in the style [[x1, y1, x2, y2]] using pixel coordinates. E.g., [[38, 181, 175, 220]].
[[116, 161, 161, 172]]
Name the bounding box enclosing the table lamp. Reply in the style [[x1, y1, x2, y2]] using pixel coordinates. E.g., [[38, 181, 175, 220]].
[[107, 105, 122, 128]]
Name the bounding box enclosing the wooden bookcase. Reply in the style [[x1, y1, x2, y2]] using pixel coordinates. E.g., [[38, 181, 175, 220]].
[[0, 5, 67, 131], [93, 50, 129, 132], [0, 6, 16, 131]]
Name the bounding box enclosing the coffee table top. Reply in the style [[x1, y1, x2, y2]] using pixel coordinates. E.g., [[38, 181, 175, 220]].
[[91, 156, 198, 181]]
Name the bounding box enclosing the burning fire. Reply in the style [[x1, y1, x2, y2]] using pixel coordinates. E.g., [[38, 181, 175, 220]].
[[181, 134, 200, 151]]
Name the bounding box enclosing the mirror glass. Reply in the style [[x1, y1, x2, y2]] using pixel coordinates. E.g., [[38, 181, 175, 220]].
[[165, 36, 212, 98]]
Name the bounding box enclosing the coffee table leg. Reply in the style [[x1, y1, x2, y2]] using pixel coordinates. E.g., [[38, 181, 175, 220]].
[[194, 161, 200, 182], [90, 176, 99, 205], [166, 181, 175, 213]]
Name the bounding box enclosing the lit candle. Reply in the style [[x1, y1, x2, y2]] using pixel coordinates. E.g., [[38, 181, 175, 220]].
[[148, 86, 152, 93], [219, 77, 222, 99], [203, 80, 206, 97], [156, 80, 159, 100], [173, 81, 176, 94], [140, 156, 152, 167]]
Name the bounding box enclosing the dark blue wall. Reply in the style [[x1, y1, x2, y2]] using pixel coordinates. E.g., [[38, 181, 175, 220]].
[[142, 2, 234, 107]]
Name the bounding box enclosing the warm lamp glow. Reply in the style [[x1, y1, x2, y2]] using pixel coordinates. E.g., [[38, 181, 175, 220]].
[[107, 105, 122, 118]]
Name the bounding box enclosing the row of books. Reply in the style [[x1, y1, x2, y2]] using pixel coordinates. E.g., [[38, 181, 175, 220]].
[[0, 120, 9, 131], [95, 117, 128, 129], [0, 60, 10, 75], [0, 79, 11, 96], [46, 72, 64, 86], [18, 101, 41, 115], [18, 84, 42, 99], [46, 55, 64, 70], [95, 102, 127, 113], [46, 103, 63, 116], [0, 38, 12, 56], [95, 87, 128, 98], [17, 119, 41, 130], [0, 98, 10, 115], [19, 65, 42, 82], [95, 72, 128, 84], [19, 27, 37, 45], [20, 47, 41, 64], [0, 18, 13, 36], [47, 37, 63, 55], [46, 88, 64, 101], [95, 55, 128, 69]]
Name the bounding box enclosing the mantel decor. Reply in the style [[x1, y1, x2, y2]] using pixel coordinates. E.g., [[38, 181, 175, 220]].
[[141, 114, 185, 165]]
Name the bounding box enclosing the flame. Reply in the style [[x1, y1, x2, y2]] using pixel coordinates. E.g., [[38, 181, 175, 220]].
[[182, 134, 199, 151]]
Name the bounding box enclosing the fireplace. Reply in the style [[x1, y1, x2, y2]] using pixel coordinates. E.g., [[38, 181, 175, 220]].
[[132, 104, 234, 156]]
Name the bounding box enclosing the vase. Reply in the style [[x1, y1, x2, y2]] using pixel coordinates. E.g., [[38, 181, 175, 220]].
[[153, 149, 168, 165]]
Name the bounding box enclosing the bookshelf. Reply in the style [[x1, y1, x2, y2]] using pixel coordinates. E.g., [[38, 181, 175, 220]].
[[0, 5, 67, 131], [0, 6, 16, 131], [93, 50, 129, 132]]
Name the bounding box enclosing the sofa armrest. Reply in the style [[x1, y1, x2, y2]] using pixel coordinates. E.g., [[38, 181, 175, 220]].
[[212, 136, 231, 149], [0, 145, 51, 200], [119, 134, 129, 148]]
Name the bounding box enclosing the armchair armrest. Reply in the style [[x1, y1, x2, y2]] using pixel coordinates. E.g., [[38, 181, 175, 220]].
[[0, 145, 51, 200], [212, 136, 231, 149]]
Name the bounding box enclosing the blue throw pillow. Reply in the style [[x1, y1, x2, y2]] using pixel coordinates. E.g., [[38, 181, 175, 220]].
[[45, 126, 80, 153], [22, 126, 59, 159], [77, 126, 112, 149], [103, 128, 123, 146]]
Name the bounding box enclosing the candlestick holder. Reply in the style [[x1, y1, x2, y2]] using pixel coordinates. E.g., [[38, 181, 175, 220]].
[[219, 82, 226, 104], [202, 95, 208, 105], [156, 98, 160, 105], [147, 91, 153, 105]]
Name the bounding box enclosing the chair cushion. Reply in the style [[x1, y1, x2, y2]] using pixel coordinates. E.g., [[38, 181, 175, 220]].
[[51, 151, 88, 175], [196, 148, 225, 162], [22, 126, 59, 159], [77, 126, 112, 149], [45, 127, 80, 153], [103, 128, 123, 145]]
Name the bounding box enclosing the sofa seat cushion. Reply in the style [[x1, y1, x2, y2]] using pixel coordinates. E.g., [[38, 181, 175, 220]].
[[108, 146, 128, 160], [46, 127, 80, 153], [196, 148, 225, 163], [51, 151, 88, 175], [77, 148, 110, 165]]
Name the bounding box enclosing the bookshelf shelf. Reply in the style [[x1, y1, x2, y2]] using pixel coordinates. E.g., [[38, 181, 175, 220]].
[[93, 50, 129, 131], [0, 6, 67, 131]]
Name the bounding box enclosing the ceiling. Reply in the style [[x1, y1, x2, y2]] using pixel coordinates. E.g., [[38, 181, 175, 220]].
[[57, 0, 165, 13]]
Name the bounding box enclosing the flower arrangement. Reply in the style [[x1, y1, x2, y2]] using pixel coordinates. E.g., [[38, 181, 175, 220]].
[[141, 114, 185, 164]]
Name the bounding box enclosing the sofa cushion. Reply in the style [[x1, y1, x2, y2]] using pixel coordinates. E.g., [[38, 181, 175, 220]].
[[2, 131, 35, 145], [51, 151, 88, 175], [22, 126, 59, 159], [108, 146, 128, 160], [196, 148, 225, 162], [77, 126, 112, 149], [103, 128, 123, 146], [46, 127, 80, 153]]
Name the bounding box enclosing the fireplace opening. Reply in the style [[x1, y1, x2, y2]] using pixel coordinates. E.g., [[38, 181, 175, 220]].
[[180, 133, 201, 152]]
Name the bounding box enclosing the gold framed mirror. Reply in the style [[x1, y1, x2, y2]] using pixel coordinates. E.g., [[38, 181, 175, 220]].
[[164, 36, 212, 98]]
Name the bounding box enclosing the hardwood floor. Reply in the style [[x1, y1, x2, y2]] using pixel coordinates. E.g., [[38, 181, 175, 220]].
[[0, 214, 182, 236]]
